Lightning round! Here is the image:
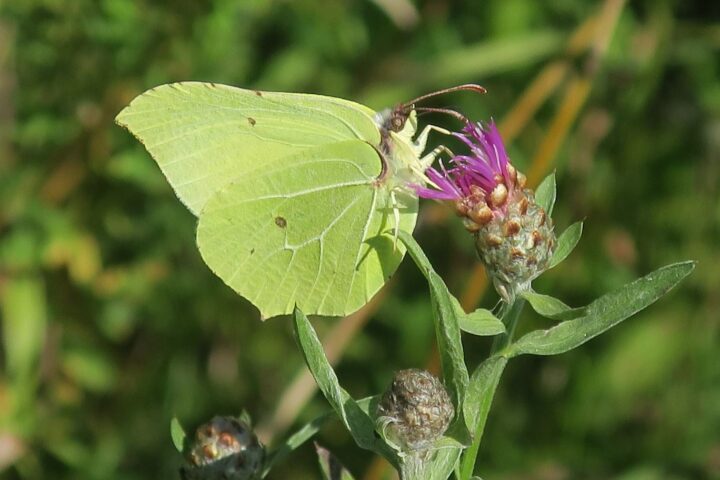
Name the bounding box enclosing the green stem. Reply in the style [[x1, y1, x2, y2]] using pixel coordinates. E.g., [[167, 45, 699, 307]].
[[493, 297, 525, 352], [458, 298, 525, 480]]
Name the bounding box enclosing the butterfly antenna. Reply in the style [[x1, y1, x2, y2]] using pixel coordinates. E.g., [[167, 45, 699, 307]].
[[415, 107, 470, 124], [401, 84, 486, 110]]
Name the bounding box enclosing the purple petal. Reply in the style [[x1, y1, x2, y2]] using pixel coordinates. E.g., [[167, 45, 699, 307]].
[[416, 118, 513, 201]]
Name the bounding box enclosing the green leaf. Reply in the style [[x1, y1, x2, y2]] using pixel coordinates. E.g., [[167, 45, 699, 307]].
[[397, 437, 463, 480], [263, 412, 332, 477], [463, 356, 508, 436], [238, 409, 253, 428], [520, 291, 585, 320], [316, 444, 356, 480], [534, 171, 556, 216], [198, 140, 416, 318], [170, 418, 186, 453], [419, 447, 463, 480], [428, 271, 471, 414], [457, 307, 505, 336], [397, 231, 470, 431], [292, 307, 398, 466], [355, 395, 381, 417], [549, 221, 583, 269], [459, 355, 508, 480], [509, 261, 695, 356]]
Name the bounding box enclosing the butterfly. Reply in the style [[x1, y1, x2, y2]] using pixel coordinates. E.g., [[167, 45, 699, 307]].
[[116, 83, 484, 319]]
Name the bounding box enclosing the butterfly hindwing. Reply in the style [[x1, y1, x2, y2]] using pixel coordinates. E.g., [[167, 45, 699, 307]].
[[196, 140, 417, 318]]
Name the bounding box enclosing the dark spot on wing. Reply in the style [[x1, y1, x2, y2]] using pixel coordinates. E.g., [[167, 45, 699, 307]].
[[255, 90, 263, 97], [247, 117, 256, 126], [250, 248, 255, 254], [275, 216, 287, 228]]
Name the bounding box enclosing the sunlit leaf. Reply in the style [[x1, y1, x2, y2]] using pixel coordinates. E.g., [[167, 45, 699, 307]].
[[292, 307, 398, 466], [521, 291, 585, 320], [398, 231, 470, 432], [262, 413, 331, 477], [534, 171, 556, 216], [457, 307, 505, 336], [509, 261, 695, 356], [459, 355, 508, 480], [170, 418, 186, 453], [549, 221, 583, 269]]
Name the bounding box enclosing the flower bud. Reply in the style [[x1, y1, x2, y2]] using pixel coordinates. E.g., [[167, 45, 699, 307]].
[[181, 416, 264, 480], [376, 369, 454, 452], [472, 187, 555, 302]]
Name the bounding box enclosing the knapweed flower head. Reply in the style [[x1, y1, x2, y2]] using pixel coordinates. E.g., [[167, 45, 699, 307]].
[[376, 369, 454, 453], [182, 416, 264, 480], [417, 121, 556, 302]]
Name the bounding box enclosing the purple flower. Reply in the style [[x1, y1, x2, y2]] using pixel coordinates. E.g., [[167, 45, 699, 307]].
[[415, 121, 523, 210], [415, 120, 555, 303]]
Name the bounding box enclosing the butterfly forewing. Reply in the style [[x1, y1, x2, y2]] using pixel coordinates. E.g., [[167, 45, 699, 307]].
[[115, 82, 381, 215]]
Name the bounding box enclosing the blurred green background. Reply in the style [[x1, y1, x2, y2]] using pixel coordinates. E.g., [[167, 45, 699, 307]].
[[0, 0, 718, 479]]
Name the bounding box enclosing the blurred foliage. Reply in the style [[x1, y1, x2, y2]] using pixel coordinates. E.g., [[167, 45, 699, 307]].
[[0, 0, 718, 479]]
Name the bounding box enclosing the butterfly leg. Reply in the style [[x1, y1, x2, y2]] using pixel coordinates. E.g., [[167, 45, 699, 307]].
[[390, 189, 401, 251], [413, 124, 452, 155], [418, 144, 455, 171], [408, 144, 455, 187]]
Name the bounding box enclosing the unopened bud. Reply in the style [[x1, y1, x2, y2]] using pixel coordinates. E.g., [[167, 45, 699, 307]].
[[181, 416, 264, 480], [474, 188, 555, 302], [376, 369, 454, 452]]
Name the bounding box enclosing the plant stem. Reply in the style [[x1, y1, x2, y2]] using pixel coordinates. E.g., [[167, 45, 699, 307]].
[[458, 297, 525, 480], [494, 297, 526, 352]]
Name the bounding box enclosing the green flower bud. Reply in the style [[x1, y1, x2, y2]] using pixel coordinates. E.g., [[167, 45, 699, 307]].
[[472, 186, 555, 302]]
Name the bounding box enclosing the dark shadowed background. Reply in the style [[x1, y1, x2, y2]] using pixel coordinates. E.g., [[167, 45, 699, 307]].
[[0, 0, 718, 479]]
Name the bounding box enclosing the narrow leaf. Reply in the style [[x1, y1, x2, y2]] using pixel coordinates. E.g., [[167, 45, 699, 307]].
[[398, 231, 470, 431], [292, 307, 398, 465], [316, 444, 356, 480], [520, 291, 585, 320], [422, 447, 463, 480], [262, 413, 332, 477], [170, 418, 186, 453], [463, 356, 508, 433], [510, 261, 695, 356], [458, 307, 505, 336], [239, 409, 253, 428], [549, 221, 583, 269], [429, 271, 470, 415], [459, 356, 508, 480], [397, 229, 435, 277], [534, 172, 556, 216], [355, 395, 383, 424]]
